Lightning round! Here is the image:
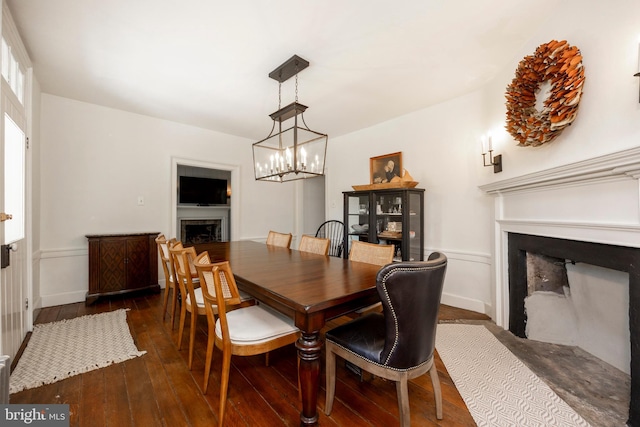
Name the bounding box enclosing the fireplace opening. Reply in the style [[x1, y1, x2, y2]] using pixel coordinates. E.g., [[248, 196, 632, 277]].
[[181, 219, 223, 245], [508, 232, 639, 424], [523, 252, 630, 374]]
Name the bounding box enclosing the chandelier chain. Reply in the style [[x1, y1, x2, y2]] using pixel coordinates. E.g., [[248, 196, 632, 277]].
[[295, 64, 299, 102], [278, 81, 282, 110]]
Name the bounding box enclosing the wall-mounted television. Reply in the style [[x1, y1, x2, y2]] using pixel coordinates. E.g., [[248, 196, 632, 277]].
[[179, 176, 228, 205]]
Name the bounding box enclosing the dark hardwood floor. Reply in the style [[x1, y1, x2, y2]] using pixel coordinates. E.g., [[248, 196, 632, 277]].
[[11, 291, 488, 426]]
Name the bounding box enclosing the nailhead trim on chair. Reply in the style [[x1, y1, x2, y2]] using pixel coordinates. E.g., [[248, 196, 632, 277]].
[[379, 264, 443, 366], [329, 340, 433, 373]]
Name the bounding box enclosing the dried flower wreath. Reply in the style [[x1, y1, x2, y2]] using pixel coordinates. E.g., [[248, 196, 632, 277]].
[[505, 40, 585, 146]]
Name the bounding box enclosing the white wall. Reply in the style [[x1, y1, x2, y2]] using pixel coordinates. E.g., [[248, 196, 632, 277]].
[[326, 0, 640, 318], [38, 94, 295, 306]]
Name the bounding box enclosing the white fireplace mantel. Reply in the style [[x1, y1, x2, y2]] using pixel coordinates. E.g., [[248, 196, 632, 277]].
[[479, 145, 640, 195], [479, 146, 640, 328]]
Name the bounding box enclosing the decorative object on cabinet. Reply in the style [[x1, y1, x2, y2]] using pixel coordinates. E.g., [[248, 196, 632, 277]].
[[86, 232, 160, 304], [370, 152, 402, 184], [505, 40, 585, 147], [481, 134, 503, 173], [352, 168, 418, 191], [343, 188, 424, 262], [252, 54, 327, 182]]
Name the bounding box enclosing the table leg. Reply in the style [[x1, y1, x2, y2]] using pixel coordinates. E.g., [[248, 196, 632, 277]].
[[296, 331, 323, 426]]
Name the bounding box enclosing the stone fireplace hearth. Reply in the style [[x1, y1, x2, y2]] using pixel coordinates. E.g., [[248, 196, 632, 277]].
[[480, 146, 640, 426]]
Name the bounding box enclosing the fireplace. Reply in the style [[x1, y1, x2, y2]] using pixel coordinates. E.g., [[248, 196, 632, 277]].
[[508, 233, 637, 396], [480, 146, 640, 425], [180, 219, 225, 244]]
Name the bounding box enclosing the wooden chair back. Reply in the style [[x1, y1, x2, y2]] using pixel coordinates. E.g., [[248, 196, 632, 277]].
[[266, 230, 292, 248], [155, 234, 176, 284], [169, 243, 207, 368], [348, 240, 394, 266], [171, 241, 198, 279], [198, 261, 242, 335], [315, 220, 344, 257], [155, 234, 178, 324], [298, 235, 330, 256]]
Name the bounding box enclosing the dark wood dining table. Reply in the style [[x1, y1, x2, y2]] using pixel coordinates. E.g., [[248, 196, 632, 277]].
[[193, 240, 381, 426]]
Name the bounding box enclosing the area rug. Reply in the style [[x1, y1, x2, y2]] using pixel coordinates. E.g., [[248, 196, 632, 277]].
[[10, 309, 146, 394], [435, 324, 591, 427]]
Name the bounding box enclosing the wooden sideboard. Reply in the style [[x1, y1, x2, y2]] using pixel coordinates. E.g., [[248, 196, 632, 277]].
[[86, 232, 160, 304]]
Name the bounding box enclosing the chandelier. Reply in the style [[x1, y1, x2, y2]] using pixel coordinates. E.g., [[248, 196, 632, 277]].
[[253, 55, 328, 182]]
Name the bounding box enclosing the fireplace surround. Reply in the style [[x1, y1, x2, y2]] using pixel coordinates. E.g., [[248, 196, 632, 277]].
[[181, 219, 223, 245], [481, 146, 640, 425]]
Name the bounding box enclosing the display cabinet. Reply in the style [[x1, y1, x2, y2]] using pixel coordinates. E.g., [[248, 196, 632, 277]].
[[343, 188, 424, 261]]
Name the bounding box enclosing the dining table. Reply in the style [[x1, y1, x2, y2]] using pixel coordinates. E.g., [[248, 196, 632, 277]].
[[193, 240, 382, 426]]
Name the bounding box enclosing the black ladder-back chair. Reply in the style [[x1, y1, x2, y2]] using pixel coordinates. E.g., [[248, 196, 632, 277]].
[[315, 220, 344, 258], [324, 252, 448, 426]]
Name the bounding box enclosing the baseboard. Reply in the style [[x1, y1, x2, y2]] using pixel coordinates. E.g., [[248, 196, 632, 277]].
[[441, 292, 491, 316], [40, 290, 87, 307]]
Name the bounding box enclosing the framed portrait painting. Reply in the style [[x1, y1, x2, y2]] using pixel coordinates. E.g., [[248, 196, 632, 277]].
[[370, 152, 402, 184]]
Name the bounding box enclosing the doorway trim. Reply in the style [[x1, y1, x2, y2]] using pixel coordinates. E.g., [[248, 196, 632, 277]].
[[170, 157, 240, 241]]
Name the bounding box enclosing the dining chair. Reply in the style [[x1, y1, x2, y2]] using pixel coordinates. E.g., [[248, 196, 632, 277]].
[[325, 253, 448, 426], [171, 240, 199, 281], [349, 240, 395, 266], [169, 244, 205, 369], [195, 258, 299, 425], [315, 220, 344, 257], [155, 234, 178, 328], [266, 230, 293, 248], [349, 240, 395, 315], [298, 235, 330, 255]]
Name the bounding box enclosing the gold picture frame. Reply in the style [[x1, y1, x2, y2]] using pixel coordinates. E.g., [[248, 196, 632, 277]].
[[370, 152, 402, 184]]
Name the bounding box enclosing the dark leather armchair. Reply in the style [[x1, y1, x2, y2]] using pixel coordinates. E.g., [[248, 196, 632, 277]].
[[324, 252, 447, 425]]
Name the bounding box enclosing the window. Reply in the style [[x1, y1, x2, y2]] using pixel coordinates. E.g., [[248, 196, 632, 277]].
[[4, 114, 25, 244], [1, 36, 25, 104]]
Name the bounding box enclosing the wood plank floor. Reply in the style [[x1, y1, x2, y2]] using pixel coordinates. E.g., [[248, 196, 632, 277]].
[[10, 291, 488, 426]]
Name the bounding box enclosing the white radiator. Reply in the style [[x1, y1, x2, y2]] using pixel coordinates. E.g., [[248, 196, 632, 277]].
[[0, 355, 10, 403]]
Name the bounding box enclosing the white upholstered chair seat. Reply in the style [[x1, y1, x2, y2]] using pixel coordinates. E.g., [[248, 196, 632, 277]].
[[186, 286, 205, 308], [215, 305, 298, 344]]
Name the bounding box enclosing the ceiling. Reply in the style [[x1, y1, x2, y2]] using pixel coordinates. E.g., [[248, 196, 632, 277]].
[[6, 0, 555, 141]]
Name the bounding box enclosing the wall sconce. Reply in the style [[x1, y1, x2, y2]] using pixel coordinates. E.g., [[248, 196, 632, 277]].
[[482, 135, 502, 173], [635, 42, 640, 103]]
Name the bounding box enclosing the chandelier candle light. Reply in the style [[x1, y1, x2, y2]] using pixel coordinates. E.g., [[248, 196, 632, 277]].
[[253, 55, 328, 182]]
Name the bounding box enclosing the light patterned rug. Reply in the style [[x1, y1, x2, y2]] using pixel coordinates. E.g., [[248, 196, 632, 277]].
[[10, 309, 146, 394], [435, 324, 591, 427]]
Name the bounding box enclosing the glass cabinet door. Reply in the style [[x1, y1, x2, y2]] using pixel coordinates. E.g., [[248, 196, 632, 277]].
[[343, 192, 370, 256], [373, 191, 404, 260], [406, 190, 423, 262], [372, 189, 423, 262]]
